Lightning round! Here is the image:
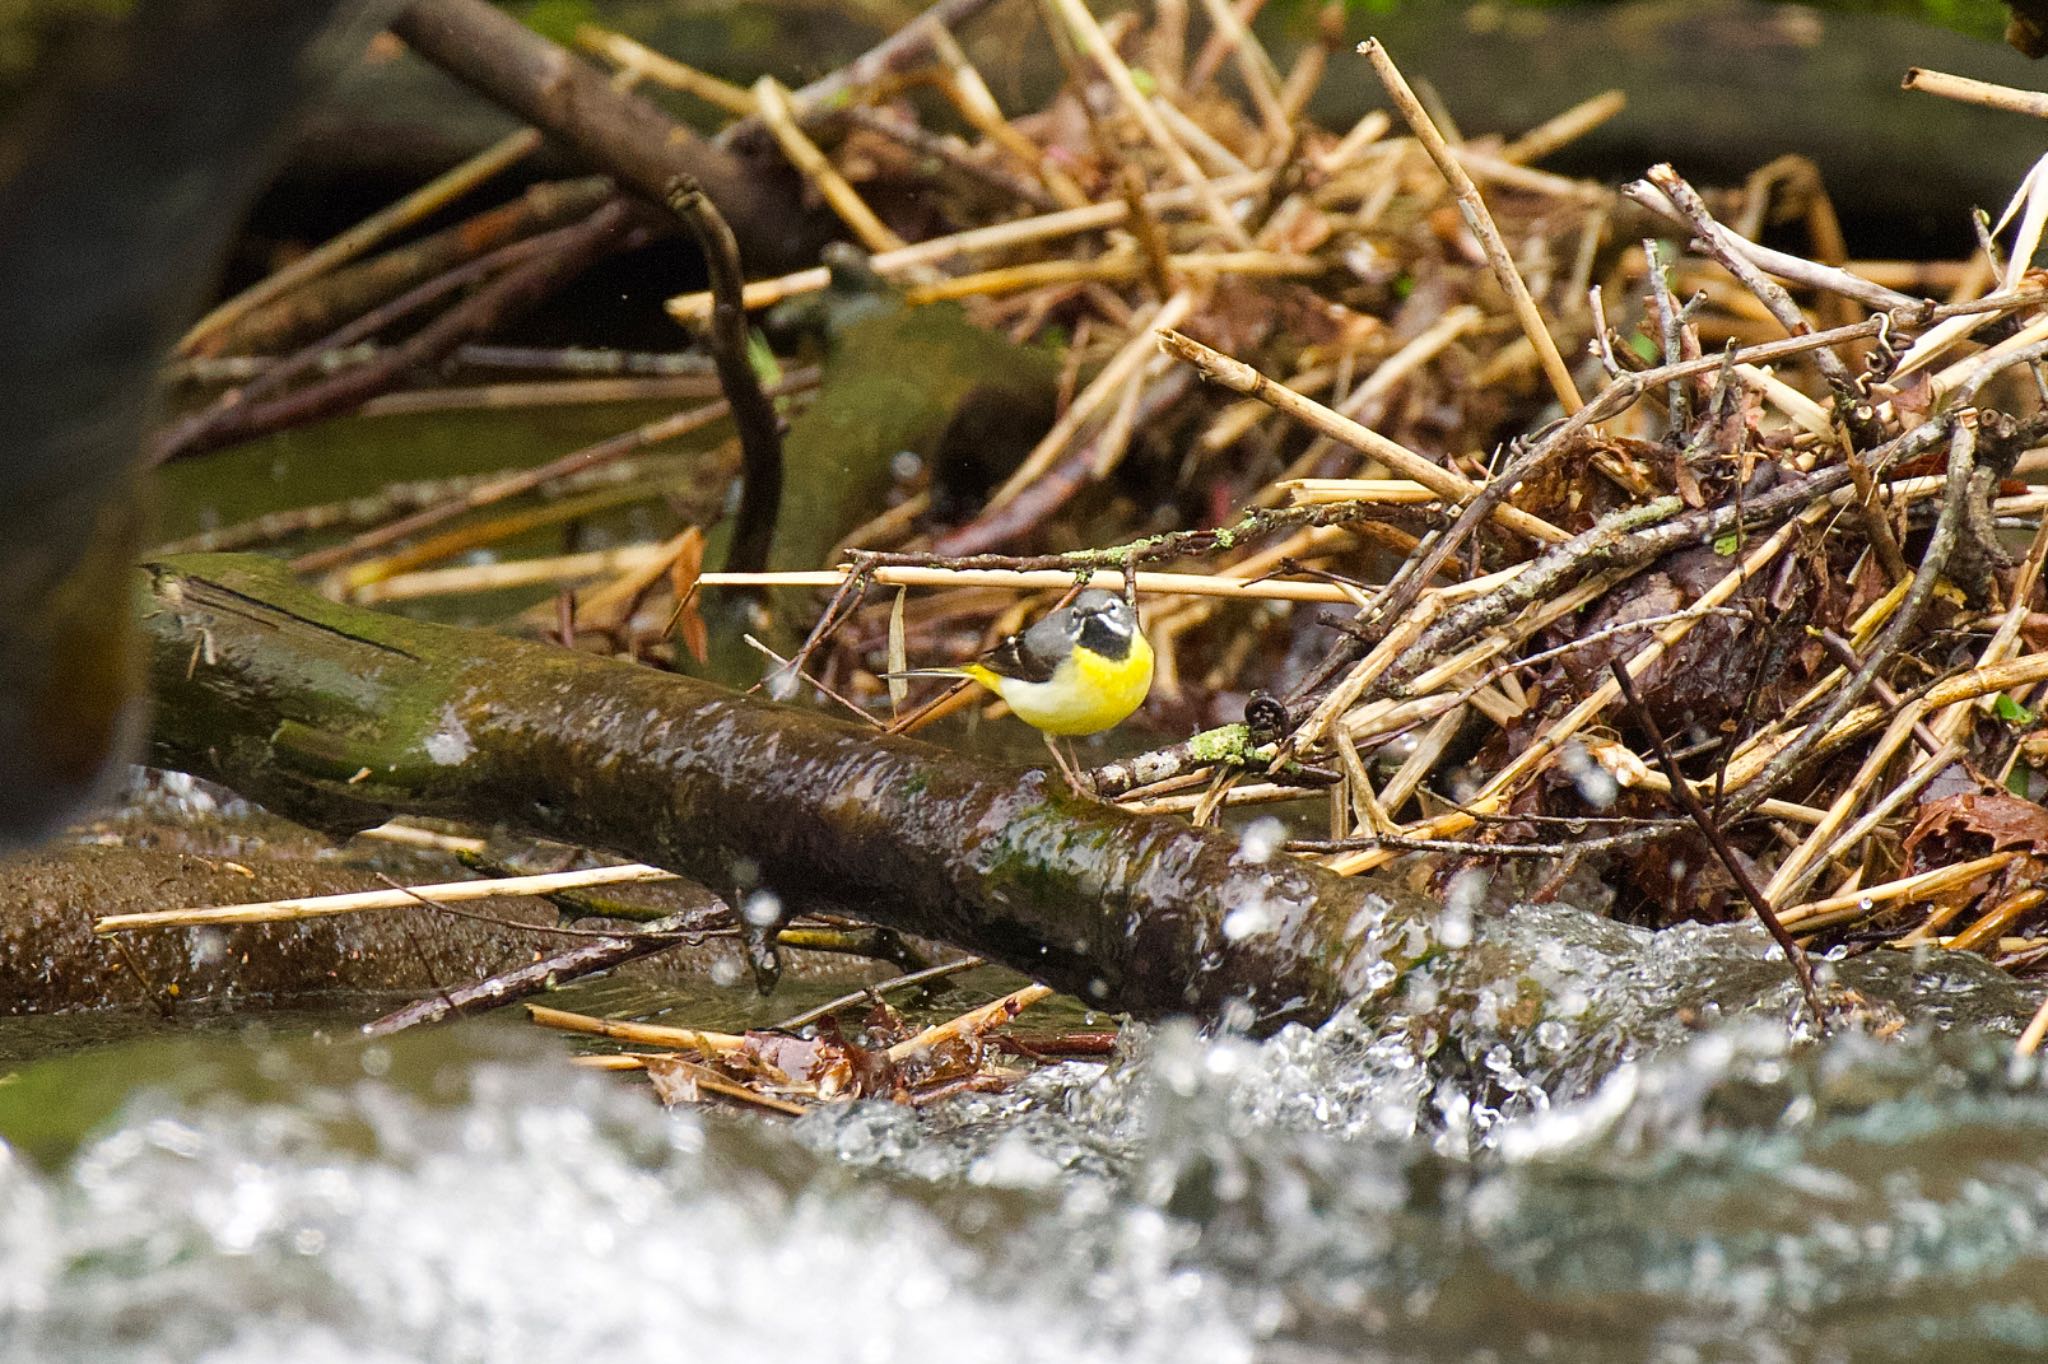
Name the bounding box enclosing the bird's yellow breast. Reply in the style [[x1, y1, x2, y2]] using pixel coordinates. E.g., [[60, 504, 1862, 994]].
[[974, 632, 1154, 737]]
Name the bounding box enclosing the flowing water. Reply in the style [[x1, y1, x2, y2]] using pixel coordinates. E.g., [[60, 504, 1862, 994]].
[[4, 903, 2047, 1363]]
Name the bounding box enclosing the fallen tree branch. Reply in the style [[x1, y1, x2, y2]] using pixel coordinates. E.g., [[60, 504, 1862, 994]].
[[141, 553, 1424, 1031], [362, 897, 732, 1037], [668, 179, 782, 578], [391, 0, 811, 263]]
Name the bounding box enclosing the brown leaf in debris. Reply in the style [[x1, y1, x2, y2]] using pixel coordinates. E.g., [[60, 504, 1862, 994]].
[[644, 1055, 808, 1116], [1841, 546, 1892, 627], [861, 997, 912, 1048], [669, 527, 709, 664], [1558, 572, 1685, 695], [1872, 369, 1936, 428], [1891, 435, 1950, 482], [646, 1055, 701, 1107], [1903, 791, 2048, 870], [1699, 370, 1765, 461], [742, 1031, 859, 1099], [1670, 444, 1705, 508]]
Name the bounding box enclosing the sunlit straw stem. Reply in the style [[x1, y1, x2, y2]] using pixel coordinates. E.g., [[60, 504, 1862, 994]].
[[1762, 702, 1932, 904], [1903, 66, 2048, 120], [924, 21, 1091, 208], [1152, 97, 1253, 177], [1721, 652, 2048, 792], [986, 289, 1196, 509], [1124, 780, 1329, 816], [885, 983, 1054, 1061], [1779, 852, 2018, 931], [1767, 745, 1961, 913], [1329, 511, 1814, 874], [1314, 109, 1390, 174], [1191, 0, 1290, 145], [2017, 994, 2048, 1058], [351, 557, 1378, 606], [1250, 305, 1484, 509], [577, 27, 755, 114], [752, 75, 906, 252], [663, 171, 1271, 321], [1498, 89, 1626, 165], [1376, 706, 1466, 813], [1201, 362, 1339, 452], [95, 864, 678, 934], [355, 822, 491, 855], [901, 250, 1316, 305], [1043, 0, 1254, 245], [1453, 147, 1612, 205], [527, 1003, 747, 1052], [1156, 328, 1567, 542], [1359, 39, 1584, 412], [1943, 887, 2048, 954]]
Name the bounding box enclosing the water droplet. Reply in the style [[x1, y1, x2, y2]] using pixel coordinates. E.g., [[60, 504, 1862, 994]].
[[1238, 816, 1286, 864], [1558, 741, 1618, 809], [1223, 898, 1275, 941]]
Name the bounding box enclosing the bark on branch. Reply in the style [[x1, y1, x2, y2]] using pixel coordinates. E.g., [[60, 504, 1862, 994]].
[[141, 554, 1422, 1031], [390, 0, 813, 266]]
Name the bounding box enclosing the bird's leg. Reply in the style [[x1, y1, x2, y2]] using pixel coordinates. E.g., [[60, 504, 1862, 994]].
[[1042, 733, 1096, 796]]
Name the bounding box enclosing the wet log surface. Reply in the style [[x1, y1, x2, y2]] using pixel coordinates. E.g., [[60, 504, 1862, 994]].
[[141, 553, 1427, 1031], [0, 833, 874, 1017]]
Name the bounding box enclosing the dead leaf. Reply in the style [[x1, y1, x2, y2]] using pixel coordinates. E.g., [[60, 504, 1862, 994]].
[[887, 586, 909, 713], [1904, 791, 2048, 870], [669, 527, 709, 664]]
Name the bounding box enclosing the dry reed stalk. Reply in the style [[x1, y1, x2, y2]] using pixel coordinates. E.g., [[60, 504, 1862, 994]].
[[527, 1003, 748, 1052], [1771, 745, 1962, 912], [1762, 703, 1932, 904], [579, 27, 755, 114], [1157, 329, 1568, 541], [752, 75, 907, 252], [663, 171, 1271, 321], [1043, 0, 1254, 246], [1903, 67, 2048, 120], [885, 983, 1054, 1061], [986, 289, 1197, 508], [1499, 89, 1627, 165], [1153, 96, 1254, 178], [1947, 888, 2048, 953], [899, 249, 1318, 305], [1780, 852, 2019, 931], [1191, 0, 1290, 146], [1721, 653, 2048, 791], [355, 822, 492, 855], [179, 127, 545, 355], [354, 555, 1385, 606], [95, 864, 679, 934], [924, 21, 1091, 208], [1328, 512, 1815, 875], [1359, 39, 1584, 413]]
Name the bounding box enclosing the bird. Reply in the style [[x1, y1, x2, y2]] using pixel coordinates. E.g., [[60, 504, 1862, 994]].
[[891, 588, 1153, 791]]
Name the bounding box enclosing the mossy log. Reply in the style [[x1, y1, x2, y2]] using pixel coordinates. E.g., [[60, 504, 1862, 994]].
[[141, 554, 1426, 1030]]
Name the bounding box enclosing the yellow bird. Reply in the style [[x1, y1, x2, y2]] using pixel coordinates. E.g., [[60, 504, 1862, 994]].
[[894, 589, 1153, 790]]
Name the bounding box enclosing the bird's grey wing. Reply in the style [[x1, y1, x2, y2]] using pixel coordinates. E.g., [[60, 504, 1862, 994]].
[[976, 613, 1066, 683]]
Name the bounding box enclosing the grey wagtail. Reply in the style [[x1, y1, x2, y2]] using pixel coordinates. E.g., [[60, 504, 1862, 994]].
[[892, 589, 1154, 789]]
